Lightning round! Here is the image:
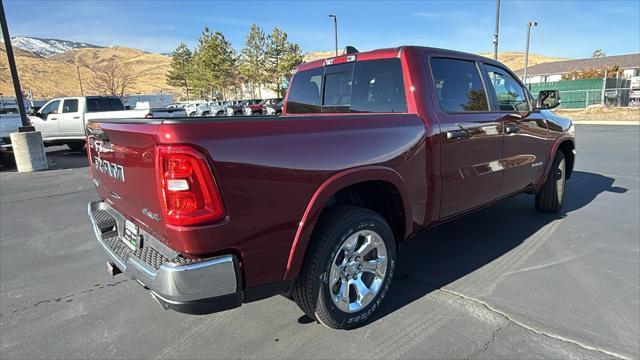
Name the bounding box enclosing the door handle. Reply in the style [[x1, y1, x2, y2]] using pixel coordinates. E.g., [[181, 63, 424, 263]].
[[50, 117, 57, 120], [73, 116, 80, 119], [505, 124, 520, 134], [447, 129, 470, 140]]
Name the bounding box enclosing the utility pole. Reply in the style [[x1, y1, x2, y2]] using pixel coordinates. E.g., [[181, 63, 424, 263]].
[[76, 65, 84, 95], [523, 21, 538, 85], [328, 14, 338, 56], [493, 0, 500, 60], [0, 0, 29, 128]]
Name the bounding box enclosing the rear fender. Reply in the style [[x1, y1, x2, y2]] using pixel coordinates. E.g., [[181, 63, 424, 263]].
[[282, 166, 412, 281]]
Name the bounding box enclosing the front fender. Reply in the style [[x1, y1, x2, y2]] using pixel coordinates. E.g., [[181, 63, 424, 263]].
[[282, 166, 412, 281]]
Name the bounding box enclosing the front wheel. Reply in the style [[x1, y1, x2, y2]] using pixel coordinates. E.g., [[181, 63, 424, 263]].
[[292, 205, 396, 329], [535, 151, 566, 212]]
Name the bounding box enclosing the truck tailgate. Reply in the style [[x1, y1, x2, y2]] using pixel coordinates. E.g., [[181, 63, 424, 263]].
[[87, 121, 166, 240]]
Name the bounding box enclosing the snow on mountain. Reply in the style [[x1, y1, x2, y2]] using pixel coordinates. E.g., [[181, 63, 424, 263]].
[[0, 36, 103, 58]]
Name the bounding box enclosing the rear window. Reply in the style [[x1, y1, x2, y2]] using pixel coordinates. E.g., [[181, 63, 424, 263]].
[[351, 59, 406, 113], [62, 99, 78, 113], [430, 58, 489, 113], [287, 58, 406, 114], [86, 97, 125, 112], [287, 67, 324, 113]]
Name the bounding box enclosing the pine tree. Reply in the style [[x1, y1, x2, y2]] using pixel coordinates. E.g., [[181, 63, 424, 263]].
[[240, 24, 267, 98], [191, 28, 237, 99], [265, 28, 302, 97], [166, 42, 193, 99]]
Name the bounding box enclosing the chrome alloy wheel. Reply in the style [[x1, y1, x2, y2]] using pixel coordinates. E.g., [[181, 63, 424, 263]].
[[328, 230, 388, 313]]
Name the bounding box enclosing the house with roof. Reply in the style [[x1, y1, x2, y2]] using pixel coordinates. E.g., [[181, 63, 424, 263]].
[[515, 53, 640, 84]]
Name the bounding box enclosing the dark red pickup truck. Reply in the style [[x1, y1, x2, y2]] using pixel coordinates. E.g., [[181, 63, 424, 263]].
[[87, 46, 574, 329]]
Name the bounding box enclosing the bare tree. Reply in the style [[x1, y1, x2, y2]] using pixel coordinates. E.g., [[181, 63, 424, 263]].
[[90, 58, 136, 96], [0, 59, 9, 83]]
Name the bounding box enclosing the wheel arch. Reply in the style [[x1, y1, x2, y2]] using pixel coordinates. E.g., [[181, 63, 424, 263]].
[[557, 139, 575, 179], [539, 137, 575, 185], [282, 166, 412, 281]]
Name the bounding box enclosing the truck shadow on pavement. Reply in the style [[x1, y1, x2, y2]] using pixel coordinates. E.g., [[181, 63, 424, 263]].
[[366, 170, 627, 326], [44, 147, 89, 170]]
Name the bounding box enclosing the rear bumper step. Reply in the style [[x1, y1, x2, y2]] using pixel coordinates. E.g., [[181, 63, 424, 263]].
[[87, 200, 242, 314]]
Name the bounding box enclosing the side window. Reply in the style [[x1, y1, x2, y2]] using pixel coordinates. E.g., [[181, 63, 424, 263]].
[[97, 98, 112, 111], [323, 63, 353, 113], [287, 67, 324, 114], [109, 98, 125, 111], [430, 58, 489, 112], [62, 99, 79, 113], [484, 64, 529, 112], [86, 98, 100, 112], [40, 100, 61, 116], [351, 59, 407, 113]]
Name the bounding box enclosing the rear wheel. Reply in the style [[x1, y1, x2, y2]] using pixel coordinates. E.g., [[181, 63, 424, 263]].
[[202, 111, 210, 116], [535, 151, 566, 212], [67, 141, 86, 151], [216, 111, 224, 116], [292, 205, 396, 329]]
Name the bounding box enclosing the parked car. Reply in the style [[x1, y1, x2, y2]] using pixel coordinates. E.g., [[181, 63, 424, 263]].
[[225, 99, 261, 116], [262, 99, 284, 116], [243, 98, 283, 116], [29, 96, 186, 150], [184, 102, 207, 117], [195, 101, 225, 117], [86, 46, 573, 329]]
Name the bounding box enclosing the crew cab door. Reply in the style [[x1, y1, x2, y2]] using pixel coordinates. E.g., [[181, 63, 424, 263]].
[[481, 64, 550, 197], [57, 98, 84, 137], [429, 57, 503, 218], [31, 99, 62, 137]]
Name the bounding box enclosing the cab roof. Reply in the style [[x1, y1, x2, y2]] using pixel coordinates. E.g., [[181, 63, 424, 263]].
[[296, 45, 504, 72]]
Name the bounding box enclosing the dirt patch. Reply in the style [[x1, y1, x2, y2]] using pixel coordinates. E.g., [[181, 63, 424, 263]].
[[555, 106, 640, 122]]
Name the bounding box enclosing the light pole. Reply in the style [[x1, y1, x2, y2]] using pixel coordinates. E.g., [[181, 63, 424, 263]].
[[493, 0, 500, 60], [0, 0, 28, 128], [328, 14, 338, 56], [76, 65, 84, 96], [523, 21, 538, 85]]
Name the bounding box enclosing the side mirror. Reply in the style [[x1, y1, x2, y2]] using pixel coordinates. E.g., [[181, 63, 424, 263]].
[[537, 90, 561, 110]]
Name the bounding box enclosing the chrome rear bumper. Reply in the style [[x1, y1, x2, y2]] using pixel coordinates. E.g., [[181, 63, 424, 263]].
[[87, 200, 242, 313]]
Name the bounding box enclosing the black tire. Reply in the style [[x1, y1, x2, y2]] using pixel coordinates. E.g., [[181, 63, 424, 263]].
[[252, 112, 261, 116], [67, 141, 86, 151], [234, 111, 242, 116], [292, 205, 396, 329], [535, 151, 566, 212], [202, 111, 210, 117], [216, 111, 224, 116]]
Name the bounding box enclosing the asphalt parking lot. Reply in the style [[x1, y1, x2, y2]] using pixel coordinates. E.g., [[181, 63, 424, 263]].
[[0, 125, 638, 359]]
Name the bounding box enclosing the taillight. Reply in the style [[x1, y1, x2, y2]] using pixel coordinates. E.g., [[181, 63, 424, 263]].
[[156, 145, 225, 226]]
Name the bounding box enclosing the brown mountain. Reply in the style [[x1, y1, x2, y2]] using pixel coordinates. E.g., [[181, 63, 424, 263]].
[[0, 45, 175, 99]]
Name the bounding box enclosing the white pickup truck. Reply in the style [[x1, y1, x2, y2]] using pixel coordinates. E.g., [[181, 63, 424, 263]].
[[29, 96, 186, 150]]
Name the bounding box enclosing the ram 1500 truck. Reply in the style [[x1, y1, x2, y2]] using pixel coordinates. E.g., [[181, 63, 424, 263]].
[[29, 96, 186, 150], [86, 46, 574, 329]]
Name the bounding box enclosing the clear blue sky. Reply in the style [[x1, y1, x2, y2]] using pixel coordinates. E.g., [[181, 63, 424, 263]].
[[4, 0, 640, 58]]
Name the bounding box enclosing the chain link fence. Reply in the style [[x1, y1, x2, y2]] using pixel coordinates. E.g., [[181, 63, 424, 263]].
[[555, 88, 638, 109]]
